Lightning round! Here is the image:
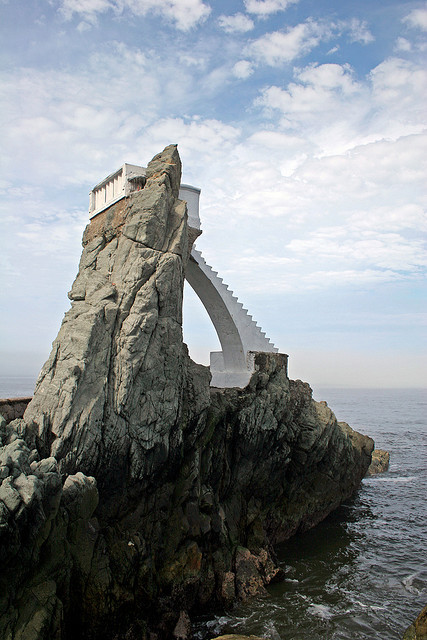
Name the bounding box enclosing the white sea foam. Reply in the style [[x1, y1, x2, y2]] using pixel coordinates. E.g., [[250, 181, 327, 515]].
[[264, 621, 281, 640], [206, 615, 232, 629], [308, 603, 333, 619], [402, 573, 421, 594], [354, 600, 368, 608], [365, 475, 416, 483]]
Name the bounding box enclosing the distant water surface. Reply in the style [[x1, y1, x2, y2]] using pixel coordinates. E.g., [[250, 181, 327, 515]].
[[0, 376, 36, 398], [194, 387, 427, 640]]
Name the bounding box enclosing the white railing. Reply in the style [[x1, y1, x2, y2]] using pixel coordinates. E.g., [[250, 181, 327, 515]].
[[89, 164, 146, 218]]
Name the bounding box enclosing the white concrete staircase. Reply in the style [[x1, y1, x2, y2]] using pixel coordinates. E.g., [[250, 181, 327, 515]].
[[187, 248, 278, 388]]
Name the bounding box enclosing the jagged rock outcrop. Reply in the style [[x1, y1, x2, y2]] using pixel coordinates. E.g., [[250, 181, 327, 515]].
[[0, 145, 374, 639], [403, 604, 427, 640], [212, 636, 269, 640], [366, 448, 390, 476], [24, 145, 203, 509], [0, 415, 98, 640]]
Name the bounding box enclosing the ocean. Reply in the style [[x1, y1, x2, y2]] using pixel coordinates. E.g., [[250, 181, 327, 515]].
[[194, 387, 427, 639], [1, 380, 426, 638], [0, 376, 37, 399]]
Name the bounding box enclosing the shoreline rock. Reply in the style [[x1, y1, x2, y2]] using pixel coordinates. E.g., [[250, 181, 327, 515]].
[[0, 397, 32, 425], [0, 145, 374, 639], [403, 604, 427, 640], [366, 449, 390, 476], [212, 636, 269, 640]]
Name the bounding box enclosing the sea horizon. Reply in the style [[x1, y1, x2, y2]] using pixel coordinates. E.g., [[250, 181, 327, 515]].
[[1, 374, 426, 400]]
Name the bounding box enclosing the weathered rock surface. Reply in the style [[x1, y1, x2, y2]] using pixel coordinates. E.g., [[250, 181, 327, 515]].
[[366, 448, 390, 476], [0, 418, 98, 640], [0, 398, 32, 424], [403, 604, 427, 640], [24, 145, 197, 507], [212, 636, 269, 640], [0, 145, 374, 639]]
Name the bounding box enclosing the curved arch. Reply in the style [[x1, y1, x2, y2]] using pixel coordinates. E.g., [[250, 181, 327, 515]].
[[186, 254, 247, 374], [185, 248, 278, 387]]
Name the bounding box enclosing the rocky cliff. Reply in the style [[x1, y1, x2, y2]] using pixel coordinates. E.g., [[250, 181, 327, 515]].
[[0, 145, 374, 640]]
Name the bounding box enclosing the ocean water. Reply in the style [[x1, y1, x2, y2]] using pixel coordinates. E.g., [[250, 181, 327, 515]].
[[194, 387, 427, 640], [0, 376, 37, 398]]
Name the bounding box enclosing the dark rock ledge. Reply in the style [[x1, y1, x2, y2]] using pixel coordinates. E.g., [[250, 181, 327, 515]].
[[0, 146, 374, 640], [0, 397, 32, 424]]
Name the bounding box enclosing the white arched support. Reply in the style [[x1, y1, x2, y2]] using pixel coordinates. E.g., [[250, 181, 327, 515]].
[[186, 248, 278, 388]]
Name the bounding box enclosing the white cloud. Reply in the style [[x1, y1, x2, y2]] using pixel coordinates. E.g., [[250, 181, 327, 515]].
[[232, 60, 254, 79], [178, 54, 207, 68], [344, 17, 374, 44], [247, 18, 375, 66], [144, 118, 242, 176], [403, 7, 427, 31], [255, 59, 427, 155], [218, 12, 254, 33], [0, 43, 199, 187], [58, 0, 211, 30], [243, 0, 299, 16], [187, 123, 427, 301], [369, 57, 427, 114], [76, 20, 92, 32], [5, 49, 422, 299], [287, 230, 427, 273], [248, 20, 332, 65], [356, 204, 427, 233], [296, 62, 359, 93], [395, 37, 412, 52], [247, 18, 376, 67]]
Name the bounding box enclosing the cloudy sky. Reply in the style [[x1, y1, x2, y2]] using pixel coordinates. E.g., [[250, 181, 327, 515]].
[[1, 0, 426, 389]]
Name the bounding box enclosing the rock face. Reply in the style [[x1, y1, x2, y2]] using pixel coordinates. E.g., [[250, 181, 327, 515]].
[[403, 604, 427, 640], [24, 145, 198, 508], [0, 416, 98, 640], [0, 398, 32, 424], [366, 448, 390, 476], [212, 636, 269, 640], [0, 145, 374, 639]]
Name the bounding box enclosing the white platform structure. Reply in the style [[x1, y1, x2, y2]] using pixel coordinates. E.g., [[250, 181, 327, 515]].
[[89, 165, 278, 388], [89, 163, 147, 217]]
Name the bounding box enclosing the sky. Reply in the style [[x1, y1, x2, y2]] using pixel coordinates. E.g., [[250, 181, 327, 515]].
[[0, 0, 426, 389]]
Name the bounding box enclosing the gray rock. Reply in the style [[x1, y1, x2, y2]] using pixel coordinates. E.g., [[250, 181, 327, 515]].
[[31, 456, 58, 476], [0, 398, 32, 425], [402, 603, 427, 639], [366, 448, 390, 476], [13, 473, 43, 506], [212, 636, 269, 640], [62, 472, 98, 521], [23, 145, 198, 502], [0, 477, 22, 513], [173, 610, 191, 640]]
